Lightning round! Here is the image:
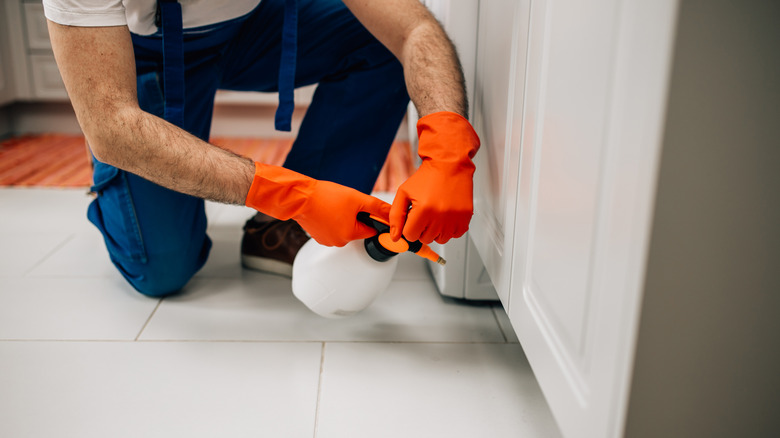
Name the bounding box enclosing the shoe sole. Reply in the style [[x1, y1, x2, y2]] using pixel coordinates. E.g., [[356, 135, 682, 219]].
[[241, 254, 293, 278]]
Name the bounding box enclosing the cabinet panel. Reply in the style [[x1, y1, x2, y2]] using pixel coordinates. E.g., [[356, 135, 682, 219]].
[[23, 3, 52, 51], [0, 36, 13, 106], [0, 58, 12, 106], [30, 54, 68, 99], [514, 0, 621, 430], [469, 0, 530, 305], [508, 0, 678, 436], [1, 0, 27, 104], [472, 0, 516, 234], [525, 0, 616, 364]]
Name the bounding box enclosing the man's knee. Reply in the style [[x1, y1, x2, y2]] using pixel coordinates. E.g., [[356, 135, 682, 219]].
[[125, 262, 194, 298], [86, 164, 211, 298], [113, 239, 212, 298]]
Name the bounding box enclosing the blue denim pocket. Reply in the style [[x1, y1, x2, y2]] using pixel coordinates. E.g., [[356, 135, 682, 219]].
[[87, 161, 148, 264]]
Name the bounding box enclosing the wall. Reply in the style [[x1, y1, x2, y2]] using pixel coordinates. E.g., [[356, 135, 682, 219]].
[[0, 106, 11, 138], [625, 0, 780, 436], [5, 102, 81, 135], [2, 101, 409, 141]]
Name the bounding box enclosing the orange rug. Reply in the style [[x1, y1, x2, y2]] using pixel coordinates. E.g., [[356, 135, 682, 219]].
[[0, 134, 413, 192]]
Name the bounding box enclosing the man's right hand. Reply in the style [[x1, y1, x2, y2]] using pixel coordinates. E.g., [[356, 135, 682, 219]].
[[244, 163, 390, 247]]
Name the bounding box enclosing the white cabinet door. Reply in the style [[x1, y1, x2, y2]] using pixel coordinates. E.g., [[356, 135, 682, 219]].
[[469, 0, 531, 305], [508, 0, 678, 437]]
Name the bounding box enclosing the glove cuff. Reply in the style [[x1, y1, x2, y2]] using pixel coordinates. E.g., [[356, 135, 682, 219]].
[[416, 111, 480, 163], [245, 162, 314, 220]]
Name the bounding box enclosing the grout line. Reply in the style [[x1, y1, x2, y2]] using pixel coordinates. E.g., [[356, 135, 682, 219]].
[[314, 340, 507, 344], [22, 233, 76, 277], [312, 342, 326, 438], [17, 274, 130, 279], [388, 278, 439, 283], [0, 339, 135, 343], [134, 299, 163, 341], [0, 339, 511, 344], [127, 339, 509, 344], [491, 305, 509, 343]]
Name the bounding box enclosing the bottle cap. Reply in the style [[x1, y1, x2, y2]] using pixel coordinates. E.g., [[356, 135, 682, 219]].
[[364, 233, 404, 262], [378, 233, 410, 253], [358, 212, 446, 264]]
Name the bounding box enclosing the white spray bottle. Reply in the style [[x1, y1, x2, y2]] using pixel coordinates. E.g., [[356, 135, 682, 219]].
[[291, 212, 446, 318]]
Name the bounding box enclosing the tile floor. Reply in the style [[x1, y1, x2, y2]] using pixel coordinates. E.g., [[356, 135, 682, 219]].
[[0, 188, 561, 438]]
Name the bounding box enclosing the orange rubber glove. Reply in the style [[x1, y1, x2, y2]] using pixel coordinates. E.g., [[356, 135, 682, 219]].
[[245, 162, 390, 247], [390, 111, 480, 244]]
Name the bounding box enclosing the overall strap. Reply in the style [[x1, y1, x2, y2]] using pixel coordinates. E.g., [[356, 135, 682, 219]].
[[158, 0, 185, 128], [156, 0, 297, 132], [275, 0, 298, 132]]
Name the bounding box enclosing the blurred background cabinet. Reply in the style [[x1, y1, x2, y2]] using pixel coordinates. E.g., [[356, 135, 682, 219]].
[[22, 0, 68, 99], [0, 0, 66, 101], [0, 27, 15, 107]]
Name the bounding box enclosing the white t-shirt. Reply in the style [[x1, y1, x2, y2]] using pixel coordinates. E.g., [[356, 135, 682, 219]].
[[42, 0, 262, 36]]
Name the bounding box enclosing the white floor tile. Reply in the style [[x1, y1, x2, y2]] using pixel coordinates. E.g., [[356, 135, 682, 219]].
[[198, 203, 254, 279], [207, 202, 256, 229], [393, 252, 433, 281], [139, 273, 504, 343], [0, 188, 94, 233], [0, 232, 72, 277], [26, 231, 117, 277], [0, 341, 322, 438], [316, 343, 561, 438], [0, 277, 158, 340], [195, 229, 245, 278], [204, 199, 227, 223]]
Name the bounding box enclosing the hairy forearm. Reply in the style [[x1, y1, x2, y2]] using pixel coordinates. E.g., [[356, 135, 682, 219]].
[[48, 22, 253, 206], [90, 107, 254, 205], [341, 0, 468, 118], [400, 20, 468, 118]]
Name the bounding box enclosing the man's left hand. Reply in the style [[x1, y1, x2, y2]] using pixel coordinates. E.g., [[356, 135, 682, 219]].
[[390, 112, 480, 244]]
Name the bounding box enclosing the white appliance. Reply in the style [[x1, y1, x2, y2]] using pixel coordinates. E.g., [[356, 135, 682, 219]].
[[408, 0, 497, 301], [426, 235, 498, 300]]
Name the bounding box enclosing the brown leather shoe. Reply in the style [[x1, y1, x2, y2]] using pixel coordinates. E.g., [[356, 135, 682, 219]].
[[241, 216, 310, 277]]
